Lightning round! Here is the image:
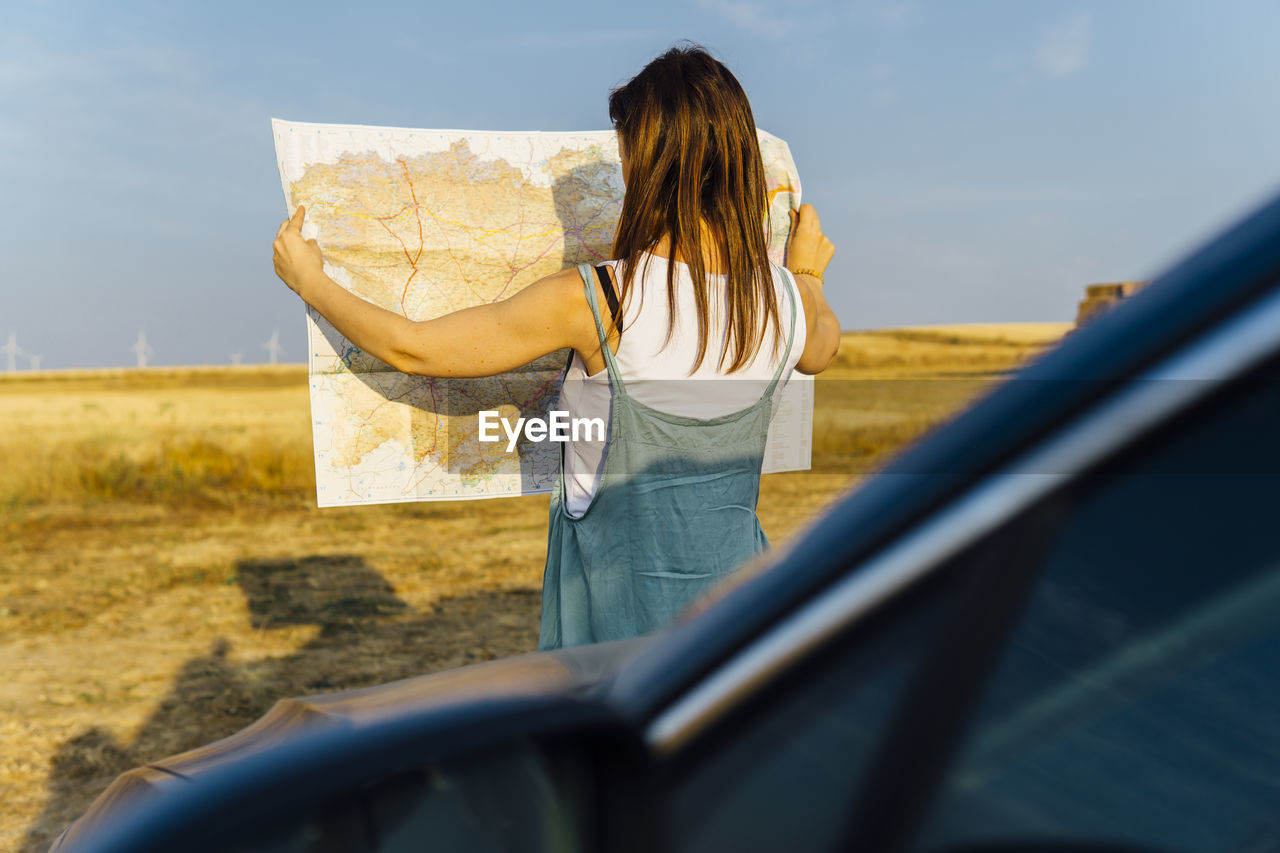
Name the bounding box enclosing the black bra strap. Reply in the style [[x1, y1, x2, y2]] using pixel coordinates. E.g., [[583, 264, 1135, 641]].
[[595, 264, 624, 334]]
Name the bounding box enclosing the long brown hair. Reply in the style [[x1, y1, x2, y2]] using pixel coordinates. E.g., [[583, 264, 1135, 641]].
[[608, 44, 779, 373]]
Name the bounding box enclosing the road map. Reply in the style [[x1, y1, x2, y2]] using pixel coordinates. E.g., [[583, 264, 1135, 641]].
[[272, 118, 813, 506]]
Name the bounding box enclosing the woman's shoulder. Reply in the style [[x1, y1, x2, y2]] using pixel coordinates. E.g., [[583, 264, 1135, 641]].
[[514, 265, 609, 355]]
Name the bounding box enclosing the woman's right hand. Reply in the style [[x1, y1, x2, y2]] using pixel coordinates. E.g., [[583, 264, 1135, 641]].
[[785, 203, 835, 280]]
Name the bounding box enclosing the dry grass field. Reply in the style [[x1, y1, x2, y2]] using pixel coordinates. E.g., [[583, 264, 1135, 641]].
[[1, 324, 1068, 852]]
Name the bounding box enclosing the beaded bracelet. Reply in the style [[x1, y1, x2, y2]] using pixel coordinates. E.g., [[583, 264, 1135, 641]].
[[790, 267, 824, 283]]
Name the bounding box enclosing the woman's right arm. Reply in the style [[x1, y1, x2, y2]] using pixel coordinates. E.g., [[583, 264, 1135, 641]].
[[785, 204, 841, 374], [275, 205, 600, 378]]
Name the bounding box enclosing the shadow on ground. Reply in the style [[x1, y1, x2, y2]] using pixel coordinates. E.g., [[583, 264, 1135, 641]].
[[23, 554, 540, 852]]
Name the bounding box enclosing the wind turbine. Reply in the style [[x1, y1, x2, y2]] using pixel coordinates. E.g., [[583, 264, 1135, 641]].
[[28, 354, 42, 371], [262, 329, 283, 365], [230, 352, 243, 365], [1, 331, 24, 372], [131, 331, 153, 368]]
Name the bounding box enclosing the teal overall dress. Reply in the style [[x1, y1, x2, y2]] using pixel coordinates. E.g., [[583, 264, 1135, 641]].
[[539, 262, 798, 650]]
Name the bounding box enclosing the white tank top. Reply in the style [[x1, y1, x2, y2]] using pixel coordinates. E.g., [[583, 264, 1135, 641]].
[[559, 252, 807, 517]]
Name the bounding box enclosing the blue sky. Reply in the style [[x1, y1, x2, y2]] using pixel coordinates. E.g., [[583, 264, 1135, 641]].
[[2, 0, 1278, 368]]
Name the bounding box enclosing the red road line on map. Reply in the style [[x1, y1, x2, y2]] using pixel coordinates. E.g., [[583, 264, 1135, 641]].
[[369, 216, 416, 314], [400, 160, 425, 265], [363, 160, 428, 316], [495, 236, 562, 299], [397, 160, 427, 314]]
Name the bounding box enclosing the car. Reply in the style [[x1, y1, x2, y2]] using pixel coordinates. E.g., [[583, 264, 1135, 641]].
[[55, 189, 1280, 853]]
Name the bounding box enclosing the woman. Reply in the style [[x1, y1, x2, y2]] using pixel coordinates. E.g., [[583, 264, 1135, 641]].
[[273, 45, 840, 649]]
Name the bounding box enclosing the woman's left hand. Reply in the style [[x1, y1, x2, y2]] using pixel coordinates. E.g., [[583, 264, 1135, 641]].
[[272, 205, 325, 296]]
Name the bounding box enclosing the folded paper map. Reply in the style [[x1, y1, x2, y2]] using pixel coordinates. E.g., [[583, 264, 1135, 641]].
[[272, 118, 812, 506]]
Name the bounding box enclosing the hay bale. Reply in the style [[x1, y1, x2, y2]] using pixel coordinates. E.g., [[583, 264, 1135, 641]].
[[1076, 281, 1148, 325]]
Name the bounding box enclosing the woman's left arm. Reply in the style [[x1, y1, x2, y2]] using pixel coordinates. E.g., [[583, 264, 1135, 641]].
[[273, 205, 584, 377]]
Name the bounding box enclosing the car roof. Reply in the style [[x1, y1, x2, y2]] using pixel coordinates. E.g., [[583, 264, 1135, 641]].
[[55, 639, 651, 851], [611, 189, 1280, 722]]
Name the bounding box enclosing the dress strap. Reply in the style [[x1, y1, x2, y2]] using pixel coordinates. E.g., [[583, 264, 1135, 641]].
[[575, 263, 627, 397], [763, 264, 800, 399]]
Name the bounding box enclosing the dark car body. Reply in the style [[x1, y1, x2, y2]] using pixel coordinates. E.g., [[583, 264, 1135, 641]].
[[58, 189, 1280, 853]]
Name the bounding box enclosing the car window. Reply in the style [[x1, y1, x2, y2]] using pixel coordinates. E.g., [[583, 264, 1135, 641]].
[[912, 366, 1280, 852], [666, 578, 956, 853]]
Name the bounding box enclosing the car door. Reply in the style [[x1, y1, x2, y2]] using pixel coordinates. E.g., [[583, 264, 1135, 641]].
[[907, 355, 1280, 851], [650, 291, 1280, 851]]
